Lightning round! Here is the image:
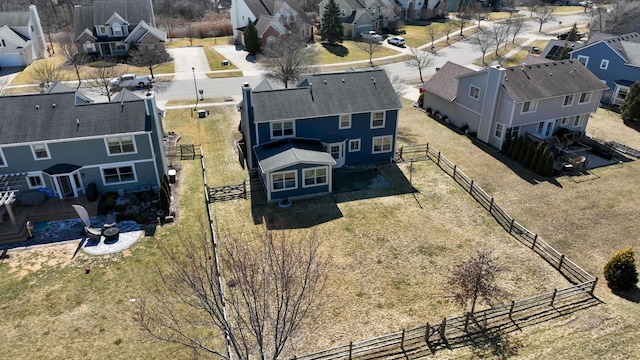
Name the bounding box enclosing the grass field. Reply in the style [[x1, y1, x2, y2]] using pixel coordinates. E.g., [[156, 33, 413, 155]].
[[2, 97, 638, 359]]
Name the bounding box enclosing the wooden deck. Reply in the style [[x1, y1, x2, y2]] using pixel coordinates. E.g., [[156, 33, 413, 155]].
[[0, 196, 98, 245]]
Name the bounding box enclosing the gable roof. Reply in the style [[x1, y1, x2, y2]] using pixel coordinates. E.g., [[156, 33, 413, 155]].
[[0, 25, 28, 47], [0, 90, 152, 145], [520, 54, 553, 65], [0, 10, 30, 28], [249, 69, 402, 122], [577, 32, 640, 64], [254, 138, 336, 173], [244, 0, 310, 25], [423, 62, 475, 101], [501, 59, 609, 103], [74, 0, 157, 39]]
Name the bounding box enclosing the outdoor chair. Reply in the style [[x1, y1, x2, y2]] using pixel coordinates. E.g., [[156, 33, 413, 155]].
[[84, 226, 102, 241]]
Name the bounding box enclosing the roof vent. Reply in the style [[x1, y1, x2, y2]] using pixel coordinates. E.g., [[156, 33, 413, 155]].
[[521, 63, 526, 71], [243, 82, 250, 88], [342, 79, 345, 83], [323, 80, 327, 84], [52, 103, 56, 108], [371, 77, 375, 83], [35, 105, 39, 110]]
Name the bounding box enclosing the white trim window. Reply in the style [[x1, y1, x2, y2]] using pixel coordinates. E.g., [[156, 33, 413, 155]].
[[349, 139, 361, 152], [600, 59, 609, 70], [329, 144, 342, 159], [370, 111, 385, 129], [102, 165, 136, 184], [84, 41, 95, 52], [521, 100, 537, 114], [271, 121, 294, 138], [106, 135, 136, 155], [573, 115, 586, 128], [303, 167, 328, 187], [112, 23, 123, 36], [614, 85, 630, 105], [506, 126, 520, 139], [495, 123, 504, 138], [469, 85, 480, 100], [579, 91, 592, 104], [560, 117, 569, 126], [577, 55, 589, 66], [563, 94, 574, 107], [271, 170, 297, 191], [339, 114, 352, 129], [31, 143, 51, 160], [0, 148, 6, 167], [372, 135, 392, 154], [26, 173, 45, 189], [97, 26, 107, 36]]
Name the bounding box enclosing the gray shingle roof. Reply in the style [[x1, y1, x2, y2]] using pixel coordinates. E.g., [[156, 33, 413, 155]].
[[423, 62, 474, 101], [255, 138, 336, 173], [0, 11, 29, 27], [74, 0, 156, 39], [0, 90, 151, 145], [250, 69, 402, 122], [502, 59, 609, 103]]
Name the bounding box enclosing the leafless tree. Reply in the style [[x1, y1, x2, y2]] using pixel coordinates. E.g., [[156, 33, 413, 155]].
[[58, 32, 88, 89], [260, 22, 318, 88], [492, 23, 511, 56], [509, 16, 526, 44], [471, 1, 489, 29], [533, 4, 555, 32], [475, 29, 495, 65], [30, 60, 62, 89], [427, 24, 439, 50], [135, 225, 328, 360], [590, 0, 640, 34], [86, 63, 123, 101], [444, 19, 456, 43], [405, 47, 434, 84], [129, 44, 173, 79], [355, 38, 381, 67], [447, 249, 506, 314]]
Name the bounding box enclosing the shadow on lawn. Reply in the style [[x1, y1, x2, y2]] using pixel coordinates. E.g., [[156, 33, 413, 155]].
[[322, 43, 349, 57], [612, 286, 640, 303]]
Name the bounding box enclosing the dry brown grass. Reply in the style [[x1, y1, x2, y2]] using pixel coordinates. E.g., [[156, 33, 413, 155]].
[[1, 99, 638, 359]]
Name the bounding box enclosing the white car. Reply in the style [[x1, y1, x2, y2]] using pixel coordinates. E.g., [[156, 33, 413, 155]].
[[360, 31, 383, 42], [387, 36, 405, 47]]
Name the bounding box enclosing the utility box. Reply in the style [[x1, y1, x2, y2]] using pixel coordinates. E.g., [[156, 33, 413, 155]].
[[221, 59, 229, 66], [168, 169, 177, 183], [198, 110, 207, 118]]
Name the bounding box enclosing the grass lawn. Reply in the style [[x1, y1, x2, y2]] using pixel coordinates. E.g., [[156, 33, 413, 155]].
[[10, 56, 174, 86], [403, 23, 481, 50], [314, 41, 402, 64]]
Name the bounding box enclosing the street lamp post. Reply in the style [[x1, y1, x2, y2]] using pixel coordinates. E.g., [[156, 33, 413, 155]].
[[192, 67, 199, 109]]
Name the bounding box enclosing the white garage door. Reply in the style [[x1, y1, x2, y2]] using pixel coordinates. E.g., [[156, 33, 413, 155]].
[[0, 53, 25, 67]]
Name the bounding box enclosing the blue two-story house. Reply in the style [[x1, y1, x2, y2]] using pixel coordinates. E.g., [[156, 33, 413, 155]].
[[570, 32, 640, 105], [238, 69, 402, 203], [0, 84, 167, 204]]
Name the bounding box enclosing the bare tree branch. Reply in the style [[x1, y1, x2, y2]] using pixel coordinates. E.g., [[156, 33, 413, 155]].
[[447, 249, 506, 314], [58, 32, 88, 89], [30, 60, 62, 90], [135, 223, 328, 360], [405, 47, 434, 84], [355, 38, 380, 67], [86, 63, 125, 102]]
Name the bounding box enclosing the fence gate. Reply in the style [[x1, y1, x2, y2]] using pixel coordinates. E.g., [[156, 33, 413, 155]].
[[180, 144, 202, 160], [208, 181, 247, 202]]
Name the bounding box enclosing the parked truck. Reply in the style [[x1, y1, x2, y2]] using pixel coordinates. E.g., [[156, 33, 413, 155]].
[[109, 74, 153, 90]]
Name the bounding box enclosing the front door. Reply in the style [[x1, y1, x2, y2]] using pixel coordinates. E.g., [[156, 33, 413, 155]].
[[57, 175, 74, 198], [100, 43, 112, 56]]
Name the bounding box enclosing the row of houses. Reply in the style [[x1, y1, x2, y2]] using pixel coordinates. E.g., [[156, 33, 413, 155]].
[[230, 0, 447, 45], [0, 0, 166, 67]]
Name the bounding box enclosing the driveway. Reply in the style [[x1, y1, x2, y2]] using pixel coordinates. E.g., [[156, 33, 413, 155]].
[[168, 47, 211, 80], [214, 45, 264, 76]]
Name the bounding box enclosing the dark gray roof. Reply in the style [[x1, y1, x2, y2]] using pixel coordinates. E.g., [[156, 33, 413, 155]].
[[74, 0, 156, 39], [250, 69, 402, 122], [423, 62, 474, 101], [0, 90, 151, 145], [111, 89, 142, 102], [0, 11, 29, 27], [520, 54, 552, 65], [254, 138, 336, 172], [502, 60, 609, 103]]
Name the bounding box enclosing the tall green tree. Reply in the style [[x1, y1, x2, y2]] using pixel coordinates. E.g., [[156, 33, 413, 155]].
[[565, 23, 581, 42], [320, 0, 343, 45], [621, 81, 640, 123], [244, 19, 261, 56]]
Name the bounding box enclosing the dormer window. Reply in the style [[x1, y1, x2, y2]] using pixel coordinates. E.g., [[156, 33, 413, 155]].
[[112, 23, 123, 36], [97, 26, 107, 35]]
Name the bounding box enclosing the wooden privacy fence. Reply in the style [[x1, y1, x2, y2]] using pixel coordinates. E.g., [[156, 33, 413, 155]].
[[164, 144, 202, 160], [290, 144, 597, 360]]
